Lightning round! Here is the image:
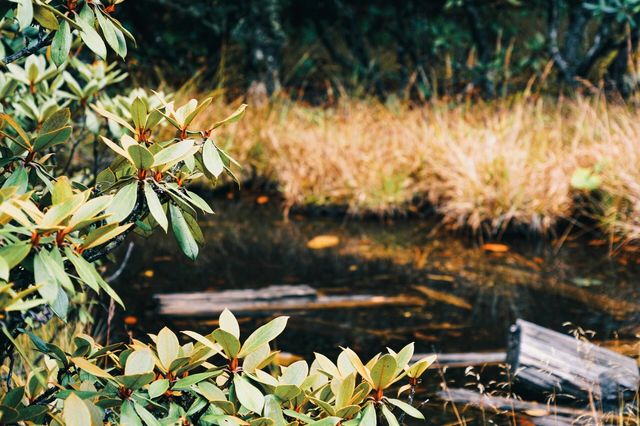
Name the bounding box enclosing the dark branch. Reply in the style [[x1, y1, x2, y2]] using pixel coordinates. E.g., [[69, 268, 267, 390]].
[[1, 31, 54, 66], [547, 0, 571, 80]]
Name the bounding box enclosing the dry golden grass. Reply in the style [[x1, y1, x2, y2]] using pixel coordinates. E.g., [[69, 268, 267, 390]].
[[187, 92, 640, 241]]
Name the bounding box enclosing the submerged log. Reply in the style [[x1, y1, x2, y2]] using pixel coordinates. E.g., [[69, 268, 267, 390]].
[[154, 285, 425, 317], [507, 319, 640, 407]]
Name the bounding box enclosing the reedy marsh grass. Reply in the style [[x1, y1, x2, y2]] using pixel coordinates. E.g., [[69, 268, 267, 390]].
[[182, 89, 640, 248]]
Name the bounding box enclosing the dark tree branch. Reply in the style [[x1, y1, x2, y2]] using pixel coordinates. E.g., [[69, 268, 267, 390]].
[[548, 0, 571, 81], [1, 31, 54, 66]]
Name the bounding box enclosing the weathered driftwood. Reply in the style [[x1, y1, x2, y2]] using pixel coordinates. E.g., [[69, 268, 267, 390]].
[[507, 319, 640, 406], [412, 351, 506, 368], [154, 285, 425, 317], [437, 388, 617, 426]]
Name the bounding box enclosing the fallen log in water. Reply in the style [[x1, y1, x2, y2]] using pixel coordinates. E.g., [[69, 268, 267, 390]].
[[154, 285, 425, 317], [437, 388, 615, 426], [507, 319, 640, 407]]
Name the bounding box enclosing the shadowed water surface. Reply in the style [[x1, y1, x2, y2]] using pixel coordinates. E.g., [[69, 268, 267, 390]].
[[113, 193, 640, 361]]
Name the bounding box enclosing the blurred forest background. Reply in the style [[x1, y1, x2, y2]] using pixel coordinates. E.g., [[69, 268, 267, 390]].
[[119, 0, 640, 100]]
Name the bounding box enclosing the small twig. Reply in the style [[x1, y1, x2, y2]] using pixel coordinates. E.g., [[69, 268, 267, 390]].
[[105, 242, 134, 283], [6, 348, 15, 389], [1, 31, 54, 66], [397, 382, 416, 424]]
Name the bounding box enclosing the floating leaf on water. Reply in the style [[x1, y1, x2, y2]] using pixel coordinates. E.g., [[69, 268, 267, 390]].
[[124, 315, 138, 326], [256, 195, 269, 205], [571, 278, 603, 287], [481, 243, 509, 253], [307, 235, 340, 250]]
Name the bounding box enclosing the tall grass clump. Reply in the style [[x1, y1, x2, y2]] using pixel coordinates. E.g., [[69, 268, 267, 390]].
[[186, 90, 640, 243]]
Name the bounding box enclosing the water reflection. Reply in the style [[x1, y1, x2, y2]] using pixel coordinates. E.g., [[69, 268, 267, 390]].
[[112, 193, 640, 360]]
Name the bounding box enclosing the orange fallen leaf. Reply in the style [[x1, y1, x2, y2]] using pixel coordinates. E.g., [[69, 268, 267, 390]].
[[142, 270, 154, 278], [307, 235, 340, 250], [124, 316, 138, 326], [482, 243, 509, 253], [256, 195, 269, 204]]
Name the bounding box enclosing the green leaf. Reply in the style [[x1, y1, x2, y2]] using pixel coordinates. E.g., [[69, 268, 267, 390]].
[[307, 418, 341, 426], [185, 190, 213, 214], [210, 104, 247, 130], [76, 15, 107, 59], [381, 404, 399, 426], [116, 373, 155, 391], [359, 403, 377, 425], [392, 343, 414, 375], [128, 144, 154, 170], [219, 309, 240, 338], [233, 375, 264, 414], [134, 402, 161, 426], [105, 182, 138, 223], [33, 126, 72, 151], [130, 97, 148, 130], [71, 357, 113, 379], [263, 395, 286, 426], [238, 316, 288, 358], [82, 222, 133, 249], [93, 268, 125, 308], [64, 247, 99, 292], [33, 5, 59, 30], [144, 183, 167, 232], [153, 139, 195, 168], [386, 398, 424, 419], [121, 400, 143, 426], [170, 203, 198, 260], [184, 97, 212, 127], [148, 379, 169, 399], [212, 329, 240, 359], [69, 195, 112, 229], [52, 20, 72, 66], [370, 354, 397, 390], [16, 0, 34, 31], [63, 393, 92, 426], [202, 139, 224, 178], [52, 176, 73, 204], [3, 166, 29, 194], [0, 243, 31, 268], [172, 370, 220, 390], [125, 348, 155, 375], [0, 113, 31, 149], [95, 9, 121, 57], [406, 355, 436, 378], [157, 327, 179, 371], [335, 373, 356, 409]]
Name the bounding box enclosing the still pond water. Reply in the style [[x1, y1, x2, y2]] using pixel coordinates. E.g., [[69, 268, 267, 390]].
[[113, 192, 640, 358], [110, 192, 640, 421]]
